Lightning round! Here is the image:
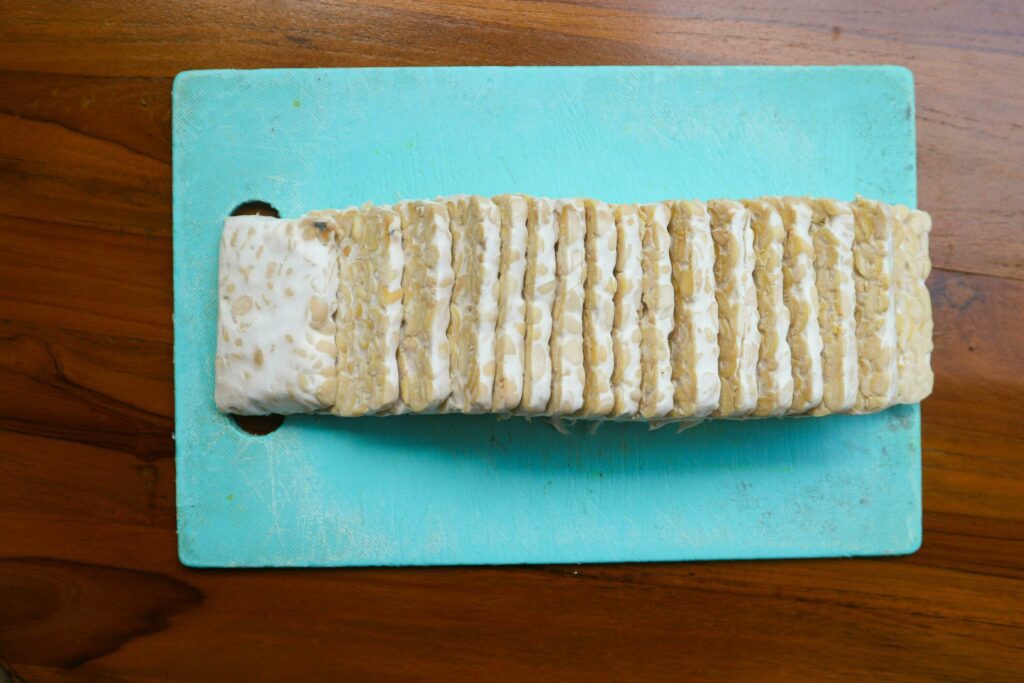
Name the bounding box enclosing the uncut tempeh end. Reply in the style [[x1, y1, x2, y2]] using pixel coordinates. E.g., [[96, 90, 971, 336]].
[[491, 195, 529, 413], [580, 198, 617, 417], [892, 205, 934, 404], [807, 199, 858, 416], [443, 194, 501, 414], [849, 196, 898, 414], [331, 204, 404, 417], [548, 198, 587, 416], [638, 202, 675, 420], [765, 197, 824, 415], [744, 199, 794, 417], [709, 200, 760, 418], [215, 215, 339, 415], [395, 200, 454, 413], [610, 205, 644, 419], [667, 200, 721, 419], [518, 196, 558, 415]]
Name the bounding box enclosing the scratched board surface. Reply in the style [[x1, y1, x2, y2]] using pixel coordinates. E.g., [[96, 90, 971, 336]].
[[173, 66, 921, 567]]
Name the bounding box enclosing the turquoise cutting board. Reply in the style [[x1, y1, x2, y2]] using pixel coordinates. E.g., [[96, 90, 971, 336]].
[[173, 66, 921, 567]]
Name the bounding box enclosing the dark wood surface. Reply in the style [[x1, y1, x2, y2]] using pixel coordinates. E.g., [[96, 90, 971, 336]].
[[2, 1, 1022, 680]]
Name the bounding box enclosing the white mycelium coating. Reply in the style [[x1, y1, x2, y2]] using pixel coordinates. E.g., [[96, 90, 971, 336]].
[[215, 214, 339, 415]]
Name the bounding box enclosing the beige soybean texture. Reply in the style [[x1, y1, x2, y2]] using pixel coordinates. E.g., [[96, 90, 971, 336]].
[[850, 197, 898, 414], [807, 199, 859, 416], [443, 195, 501, 414], [518, 196, 559, 415], [610, 204, 645, 418], [709, 200, 760, 418], [744, 199, 794, 417], [667, 200, 721, 419], [765, 197, 824, 415], [491, 195, 530, 413], [638, 202, 676, 419], [891, 204, 934, 405], [395, 200, 454, 413], [332, 204, 404, 417], [580, 199, 618, 417], [548, 198, 587, 416]]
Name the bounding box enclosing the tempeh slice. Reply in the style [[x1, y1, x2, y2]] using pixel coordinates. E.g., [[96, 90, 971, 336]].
[[443, 194, 501, 413], [744, 199, 793, 416], [580, 198, 617, 417], [547, 198, 587, 416], [849, 196, 898, 413], [215, 214, 339, 415], [333, 204, 404, 416], [709, 200, 760, 418]]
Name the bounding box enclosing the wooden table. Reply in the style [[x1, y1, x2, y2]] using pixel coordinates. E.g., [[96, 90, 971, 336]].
[[1, 2, 1021, 680]]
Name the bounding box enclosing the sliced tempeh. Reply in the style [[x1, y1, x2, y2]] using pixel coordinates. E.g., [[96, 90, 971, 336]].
[[638, 202, 675, 419], [332, 204, 404, 416], [807, 199, 858, 415], [891, 204, 934, 404], [215, 214, 339, 415], [745, 199, 793, 416], [709, 200, 760, 418], [765, 196, 824, 415], [580, 198, 617, 417], [610, 205, 644, 419], [443, 194, 501, 413], [491, 194, 529, 412], [394, 200, 454, 413], [518, 196, 559, 415], [849, 196, 898, 413], [667, 200, 720, 419], [548, 198, 587, 416]]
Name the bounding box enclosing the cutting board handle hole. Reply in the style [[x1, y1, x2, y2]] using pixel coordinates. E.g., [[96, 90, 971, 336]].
[[230, 200, 280, 218], [231, 414, 285, 436]]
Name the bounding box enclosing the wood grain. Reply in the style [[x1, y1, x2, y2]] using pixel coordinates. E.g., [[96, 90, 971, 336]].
[[1, 1, 1022, 680]]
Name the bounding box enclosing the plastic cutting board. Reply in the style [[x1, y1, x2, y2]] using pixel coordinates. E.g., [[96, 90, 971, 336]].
[[173, 66, 921, 567]]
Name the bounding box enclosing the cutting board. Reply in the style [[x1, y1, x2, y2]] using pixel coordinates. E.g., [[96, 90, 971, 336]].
[[173, 66, 921, 567]]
